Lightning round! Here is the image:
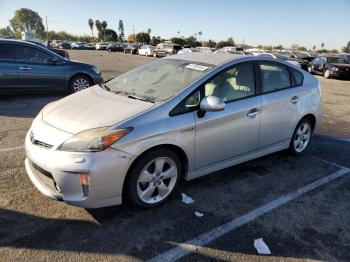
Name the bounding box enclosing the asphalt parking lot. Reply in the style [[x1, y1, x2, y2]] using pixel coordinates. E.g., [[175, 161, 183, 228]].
[[0, 50, 350, 261]]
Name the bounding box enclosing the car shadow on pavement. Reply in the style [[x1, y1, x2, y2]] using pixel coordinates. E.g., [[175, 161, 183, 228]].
[[0, 94, 63, 118]]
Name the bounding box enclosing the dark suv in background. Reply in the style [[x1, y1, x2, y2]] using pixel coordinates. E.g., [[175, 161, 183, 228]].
[[152, 43, 182, 57], [308, 55, 350, 79], [0, 39, 103, 94]]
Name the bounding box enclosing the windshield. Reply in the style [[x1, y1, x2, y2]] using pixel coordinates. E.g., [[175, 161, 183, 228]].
[[106, 59, 213, 102], [293, 52, 309, 59], [327, 57, 346, 64]]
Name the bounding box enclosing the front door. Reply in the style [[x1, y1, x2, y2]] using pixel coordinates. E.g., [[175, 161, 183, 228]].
[[14, 44, 65, 92], [194, 61, 262, 169]]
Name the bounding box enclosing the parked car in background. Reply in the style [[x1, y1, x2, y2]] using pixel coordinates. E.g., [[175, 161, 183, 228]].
[[339, 53, 350, 64], [51, 40, 62, 48], [71, 42, 85, 50], [152, 43, 182, 57], [96, 42, 109, 50], [308, 55, 350, 79], [124, 44, 139, 54], [0, 39, 103, 94], [26, 40, 70, 59], [107, 42, 125, 52], [24, 53, 321, 209], [85, 43, 96, 50], [58, 41, 71, 50], [138, 45, 155, 56], [278, 51, 316, 70], [257, 53, 301, 68]]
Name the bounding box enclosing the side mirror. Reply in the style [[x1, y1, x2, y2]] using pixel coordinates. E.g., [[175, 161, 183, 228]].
[[200, 96, 225, 112]]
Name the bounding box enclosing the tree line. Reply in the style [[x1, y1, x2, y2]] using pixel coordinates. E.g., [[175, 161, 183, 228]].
[[1, 7, 349, 52]]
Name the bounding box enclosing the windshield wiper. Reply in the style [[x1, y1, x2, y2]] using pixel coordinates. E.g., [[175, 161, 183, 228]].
[[98, 83, 110, 91], [128, 94, 155, 103]]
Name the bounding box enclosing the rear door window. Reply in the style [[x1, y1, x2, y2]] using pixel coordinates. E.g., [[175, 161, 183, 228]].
[[259, 62, 292, 93]]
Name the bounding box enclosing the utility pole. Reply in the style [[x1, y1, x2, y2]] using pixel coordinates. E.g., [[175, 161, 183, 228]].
[[45, 16, 48, 42]]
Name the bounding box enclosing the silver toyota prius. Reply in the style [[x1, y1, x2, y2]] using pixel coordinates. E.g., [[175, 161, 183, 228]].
[[25, 53, 322, 208]]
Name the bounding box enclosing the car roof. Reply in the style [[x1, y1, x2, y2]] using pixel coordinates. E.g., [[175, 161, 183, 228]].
[[165, 52, 244, 66], [0, 38, 40, 46]]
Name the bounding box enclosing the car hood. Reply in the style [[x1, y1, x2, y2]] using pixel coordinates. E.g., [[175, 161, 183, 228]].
[[42, 85, 154, 134]]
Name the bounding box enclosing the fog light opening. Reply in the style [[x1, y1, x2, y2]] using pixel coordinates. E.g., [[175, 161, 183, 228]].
[[79, 173, 90, 197]]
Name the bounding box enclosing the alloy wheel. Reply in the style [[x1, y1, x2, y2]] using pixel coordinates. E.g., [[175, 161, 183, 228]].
[[293, 122, 311, 153], [72, 78, 90, 92], [136, 157, 178, 204]]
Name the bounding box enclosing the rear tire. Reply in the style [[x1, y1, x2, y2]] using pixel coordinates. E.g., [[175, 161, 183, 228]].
[[289, 119, 313, 155], [125, 148, 182, 208]]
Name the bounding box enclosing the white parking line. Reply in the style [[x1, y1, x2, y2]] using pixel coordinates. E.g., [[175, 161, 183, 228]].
[[0, 146, 24, 152], [148, 162, 350, 262]]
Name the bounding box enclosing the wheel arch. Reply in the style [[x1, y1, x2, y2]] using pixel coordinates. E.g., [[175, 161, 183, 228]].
[[68, 73, 93, 91], [298, 113, 317, 132], [121, 143, 189, 199]]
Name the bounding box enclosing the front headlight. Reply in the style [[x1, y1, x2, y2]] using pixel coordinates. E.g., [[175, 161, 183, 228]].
[[59, 127, 132, 152], [91, 66, 101, 75], [331, 66, 339, 71]]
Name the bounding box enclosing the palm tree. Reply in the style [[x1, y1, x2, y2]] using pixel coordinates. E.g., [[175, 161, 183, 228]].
[[198, 31, 202, 42], [101, 21, 107, 39], [95, 20, 102, 39], [88, 18, 94, 38], [147, 28, 151, 34], [177, 31, 180, 37], [321, 42, 325, 49]]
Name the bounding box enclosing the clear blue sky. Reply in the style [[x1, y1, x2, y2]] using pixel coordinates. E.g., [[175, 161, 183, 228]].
[[0, 0, 349, 49]]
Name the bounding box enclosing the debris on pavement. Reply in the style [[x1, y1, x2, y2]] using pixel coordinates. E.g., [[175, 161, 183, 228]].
[[254, 238, 271, 255], [194, 211, 204, 217], [181, 193, 194, 204]]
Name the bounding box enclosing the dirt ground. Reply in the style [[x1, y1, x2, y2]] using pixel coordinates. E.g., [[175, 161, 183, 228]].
[[0, 50, 349, 262]]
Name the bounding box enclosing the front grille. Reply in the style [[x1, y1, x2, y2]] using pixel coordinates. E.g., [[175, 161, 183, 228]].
[[33, 139, 53, 149], [29, 160, 60, 195], [31, 161, 54, 180]]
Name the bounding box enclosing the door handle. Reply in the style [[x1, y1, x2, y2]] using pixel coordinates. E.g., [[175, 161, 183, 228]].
[[247, 108, 260, 118], [19, 66, 32, 70], [291, 96, 300, 104]]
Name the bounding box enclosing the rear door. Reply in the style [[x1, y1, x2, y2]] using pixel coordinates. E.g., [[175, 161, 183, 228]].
[[0, 42, 18, 92], [258, 61, 302, 148], [14, 43, 66, 92]]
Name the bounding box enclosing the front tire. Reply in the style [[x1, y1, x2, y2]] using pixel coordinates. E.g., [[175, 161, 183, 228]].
[[324, 69, 331, 79], [289, 119, 313, 155], [126, 148, 182, 208], [307, 65, 313, 74], [69, 75, 92, 93]]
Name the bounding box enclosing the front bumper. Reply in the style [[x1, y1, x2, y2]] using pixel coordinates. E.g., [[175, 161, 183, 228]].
[[25, 122, 135, 208], [330, 70, 350, 79]]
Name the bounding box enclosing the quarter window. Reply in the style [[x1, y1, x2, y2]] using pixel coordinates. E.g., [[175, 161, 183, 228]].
[[259, 62, 291, 93], [290, 68, 304, 86]]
